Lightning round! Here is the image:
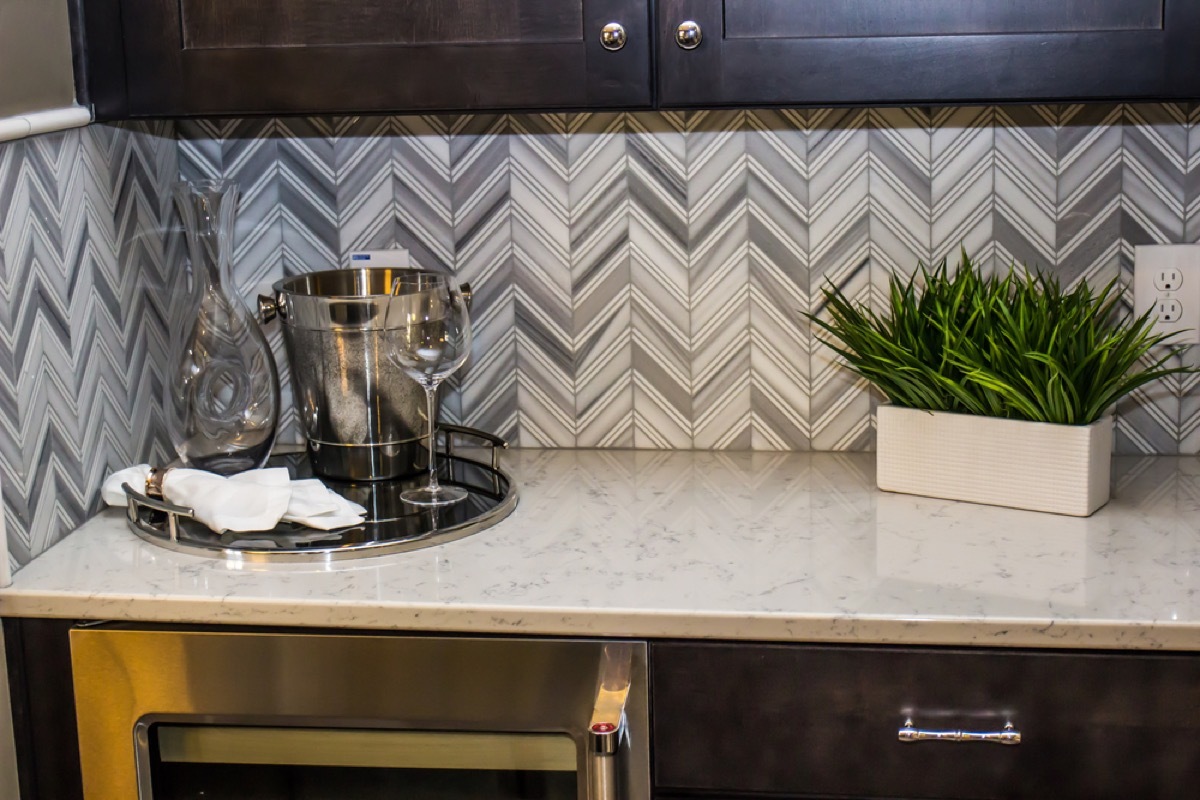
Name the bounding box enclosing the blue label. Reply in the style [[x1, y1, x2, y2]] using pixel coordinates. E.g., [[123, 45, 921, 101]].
[[351, 254, 371, 261]]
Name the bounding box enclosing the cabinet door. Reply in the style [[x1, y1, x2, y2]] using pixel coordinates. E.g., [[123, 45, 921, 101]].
[[652, 642, 1200, 799], [88, 0, 651, 117], [657, 0, 1200, 106]]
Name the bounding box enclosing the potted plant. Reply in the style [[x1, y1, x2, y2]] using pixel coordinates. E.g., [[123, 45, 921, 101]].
[[810, 252, 1189, 516]]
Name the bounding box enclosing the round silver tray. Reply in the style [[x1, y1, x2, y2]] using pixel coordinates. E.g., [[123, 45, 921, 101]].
[[121, 426, 517, 563]]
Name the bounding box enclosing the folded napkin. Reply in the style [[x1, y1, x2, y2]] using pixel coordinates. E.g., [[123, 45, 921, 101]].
[[102, 465, 367, 534]]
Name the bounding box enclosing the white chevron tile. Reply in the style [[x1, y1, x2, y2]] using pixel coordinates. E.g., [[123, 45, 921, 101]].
[[744, 109, 810, 387], [571, 113, 633, 447], [931, 106, 994, 269], [808, 109, 871, 451], [689, 111, 750, 449], [629, 112, 690, 448], [510, 113, 573, 447]]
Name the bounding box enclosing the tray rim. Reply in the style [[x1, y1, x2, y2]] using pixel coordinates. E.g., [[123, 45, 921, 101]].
[[122, 432, 518, 564]]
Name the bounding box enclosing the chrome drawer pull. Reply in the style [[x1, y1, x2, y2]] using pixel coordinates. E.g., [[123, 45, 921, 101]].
[[898, 718, 1021, 745]]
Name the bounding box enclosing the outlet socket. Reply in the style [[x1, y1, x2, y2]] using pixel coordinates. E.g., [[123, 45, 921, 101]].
[[1154, 268, 1184, 292], [1134, 245, 1200, 345], [1157, 298, 1183, 323]]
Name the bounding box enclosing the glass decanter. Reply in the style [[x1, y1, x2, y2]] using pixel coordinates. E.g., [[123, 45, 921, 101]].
[[168, 179, 280, 474]]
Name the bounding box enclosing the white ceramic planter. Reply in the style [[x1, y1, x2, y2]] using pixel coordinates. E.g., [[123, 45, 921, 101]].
[[875, 405, 1114, 517]]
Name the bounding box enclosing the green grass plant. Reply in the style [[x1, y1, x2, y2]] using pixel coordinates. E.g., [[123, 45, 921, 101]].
[[809, 251, 1191, 425]]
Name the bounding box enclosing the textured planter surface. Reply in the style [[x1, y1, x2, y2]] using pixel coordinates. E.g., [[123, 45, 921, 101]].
[[876, 406, 1113, 517]]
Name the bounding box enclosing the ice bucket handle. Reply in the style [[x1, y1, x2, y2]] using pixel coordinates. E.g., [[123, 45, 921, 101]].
[[257, 291, 286, 324]]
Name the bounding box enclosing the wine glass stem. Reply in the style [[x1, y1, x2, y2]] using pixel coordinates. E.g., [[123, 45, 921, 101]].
[[423, 383, 441, 495]]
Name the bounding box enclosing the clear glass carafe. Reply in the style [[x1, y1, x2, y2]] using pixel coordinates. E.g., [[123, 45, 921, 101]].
[[167, 179, 279, 474]]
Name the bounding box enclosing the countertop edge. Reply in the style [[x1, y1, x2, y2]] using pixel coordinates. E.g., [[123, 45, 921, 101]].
[[2, 592, 1197, 652]]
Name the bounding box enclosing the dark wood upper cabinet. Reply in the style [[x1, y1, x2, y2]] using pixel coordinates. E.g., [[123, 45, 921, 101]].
[[82, 0, 1200, 117], [84, 0, 652, 118], [657, 0, 1200, 107]]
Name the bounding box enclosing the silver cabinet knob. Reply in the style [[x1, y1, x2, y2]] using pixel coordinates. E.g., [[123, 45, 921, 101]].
[[676, 20, 702, 50], [600, 22, 627, 51]]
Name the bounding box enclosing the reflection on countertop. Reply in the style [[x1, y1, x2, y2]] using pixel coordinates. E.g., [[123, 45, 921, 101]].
[[1, 451, 1198, 650]]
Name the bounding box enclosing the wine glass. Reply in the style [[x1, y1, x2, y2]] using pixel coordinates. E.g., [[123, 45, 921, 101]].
[[386, 273, 472, 506]]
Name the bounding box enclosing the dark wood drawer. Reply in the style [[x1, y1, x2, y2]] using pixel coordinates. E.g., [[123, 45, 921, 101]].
[[651, 643, 1200, 799]]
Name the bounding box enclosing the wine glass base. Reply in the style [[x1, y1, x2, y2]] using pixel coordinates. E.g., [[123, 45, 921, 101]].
[[402, 485, 468, 507]]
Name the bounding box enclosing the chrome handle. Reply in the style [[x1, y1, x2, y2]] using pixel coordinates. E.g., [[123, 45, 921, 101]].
[[257, 292, 287, 324], [675, 20, 702, 50], [600, 22, 627, 51], [898, 718, 1021, 745], [588, 643, 633, 800], [122, 483, 194, 543], [257, 294, 278, 324]]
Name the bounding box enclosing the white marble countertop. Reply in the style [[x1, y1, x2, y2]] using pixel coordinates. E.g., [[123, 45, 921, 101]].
[[2, 450, 1199, 651]]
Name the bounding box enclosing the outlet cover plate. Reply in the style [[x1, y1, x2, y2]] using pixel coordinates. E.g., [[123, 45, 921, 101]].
[[1134, 244, 1200, 345]]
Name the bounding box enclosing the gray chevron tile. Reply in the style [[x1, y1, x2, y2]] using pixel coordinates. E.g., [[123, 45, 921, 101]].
[[1180, 105, 1200, 454], [868, 107, 932, 281], [184, 119, 287, 298], [0, 122, 176, 567], [276, 118, 338, 276], [451, 114, 515, 440], [808, 108, 872, 451], [388, 116, 454, 273], [689, 110, 751, 450], [510, 113, 573, 447], [333, 116, 396, 257], [1057, 104, 1124, 287], [628, 112, 690, 449], [1120, 104, 1189, 455], [994, 105, 1058, 271], [1059, 105, 1148, 453], [1187, 104, 1200, 244], [931, 106, 994, 270], [1123, 104, 1187, 247], [571, 113, 633, 448], [746, 109, 809, 450]]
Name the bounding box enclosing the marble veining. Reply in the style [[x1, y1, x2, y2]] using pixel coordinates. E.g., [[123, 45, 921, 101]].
[[2, 451, 1199, 651]]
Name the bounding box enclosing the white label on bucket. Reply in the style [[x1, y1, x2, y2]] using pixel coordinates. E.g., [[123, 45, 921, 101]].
[[348, 249, 411, 269]]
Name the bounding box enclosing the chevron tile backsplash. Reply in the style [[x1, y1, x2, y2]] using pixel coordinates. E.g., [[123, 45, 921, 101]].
[[0, 122, 178, 570], [3, 104, 1200, 568], [177, 104, 1200, 455]]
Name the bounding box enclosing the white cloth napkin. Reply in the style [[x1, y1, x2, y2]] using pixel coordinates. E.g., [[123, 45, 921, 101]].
[[101, 465, 367, 533]]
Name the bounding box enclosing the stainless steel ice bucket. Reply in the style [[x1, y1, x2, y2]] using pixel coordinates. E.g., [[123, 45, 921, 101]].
[[260, 268, 455, 481]]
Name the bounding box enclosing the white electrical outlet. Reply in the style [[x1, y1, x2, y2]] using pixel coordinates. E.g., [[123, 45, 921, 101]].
[[1134, 245, 1200, 345]]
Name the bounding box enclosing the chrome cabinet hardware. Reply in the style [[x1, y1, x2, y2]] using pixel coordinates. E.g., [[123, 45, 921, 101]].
[[600, 22, 627, 51], [675, 21, 702, 50], [898, 718, 1021, 745]]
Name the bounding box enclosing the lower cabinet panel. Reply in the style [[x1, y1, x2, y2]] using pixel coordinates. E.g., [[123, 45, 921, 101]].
[[651, 643, 1200, 800]]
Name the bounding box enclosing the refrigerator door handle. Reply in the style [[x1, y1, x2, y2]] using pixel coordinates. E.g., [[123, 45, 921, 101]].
[[588, 643, 633, 800]]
